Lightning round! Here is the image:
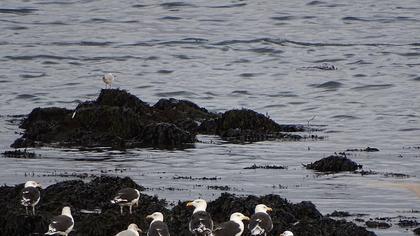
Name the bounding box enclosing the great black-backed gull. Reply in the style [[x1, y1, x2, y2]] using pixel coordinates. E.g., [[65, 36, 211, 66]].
[[45, 206, 74, 236], [146, 212, 170, 236], [279, 231, 294, 236], [248, 204, 273, 236], [111, 187, 140, 215], [187, 199, 213, 236], [212, 212, 250, 236], [21, 180, 41, 215], [103, 73, 115, 89], [116, 223, 143, 236]]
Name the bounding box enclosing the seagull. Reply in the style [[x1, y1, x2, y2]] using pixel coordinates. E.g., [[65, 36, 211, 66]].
[[212, 212, 250, 236], [279, 231, 294, 236], [187, 199, 213, 236], [45, 206, 74, 236], [146, 212, 170, 236], [248, 204, 273, 236], [116, 223, 143, 236], [111, 187, 140, 215], [21, 180, 41, 215], [103, 73, 116, 89]]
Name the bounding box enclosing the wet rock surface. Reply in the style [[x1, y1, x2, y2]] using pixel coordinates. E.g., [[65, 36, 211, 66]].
[[0, 176, 376, 236], [11, 89, 305, 149], [305, 154, 362, 172]]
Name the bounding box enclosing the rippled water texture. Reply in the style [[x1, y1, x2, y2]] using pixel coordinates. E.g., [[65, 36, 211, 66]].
[[0, 1, 419, 235]]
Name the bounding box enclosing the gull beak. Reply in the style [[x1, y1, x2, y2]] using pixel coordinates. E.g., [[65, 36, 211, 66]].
[[243, 216, 250, 221], [137, 228, 143, 233], [186, 201, 194, 207], [37, 182, 42, 188], [267, 207, 273, 212], [146, 214, 153, 219]]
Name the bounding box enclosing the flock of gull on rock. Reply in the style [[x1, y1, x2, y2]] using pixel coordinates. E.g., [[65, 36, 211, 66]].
[[21, 181, 294, 236], [20, 73, 295, 236]]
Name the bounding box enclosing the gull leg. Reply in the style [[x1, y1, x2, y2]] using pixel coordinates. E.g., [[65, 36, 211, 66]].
[[120, 205, 123, 215], [129, 205, 132, 214], [25, 206, 28, 215], [32, 206, 35, 215]]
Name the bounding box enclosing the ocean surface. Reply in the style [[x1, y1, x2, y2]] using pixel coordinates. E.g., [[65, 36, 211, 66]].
[[0, 0, 419, 235]]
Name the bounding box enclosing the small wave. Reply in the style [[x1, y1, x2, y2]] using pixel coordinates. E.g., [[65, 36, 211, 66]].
[[5, 55, 78, 61], [155, 91, 197, 97], [347, 60, 373, 65], [267, 92, 298, 98], [271, 16, 296, 21], [15, 94, 39, 100], [132, 4, 148, 8], [412, 76, 420, 81], [398, 128, 420, 132], [231, 90, 251, 95], [306, 1, 326, 5], [353, 74, 367, 77], [160, 2, 195, 8], [331, 115, 359, 120], [207, 3, 246, 8], [160, 38, 208, 45], [396, 52, 420, 57], [160, 16, 182, 20], [157, 70, 173, 74], [249, 47, 283, 54], [0, 8, 37, 14], [19, 72, 46, 79], [311, 81, 343, 89], [239, 73, 259, 78], [263, 104, 286, 108], [352, 84, 394, 90]]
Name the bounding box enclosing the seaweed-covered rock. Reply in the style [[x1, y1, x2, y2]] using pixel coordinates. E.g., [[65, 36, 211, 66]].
[[11, 90, 205, 149], [0, 177, 375, 236], [365, 220, 392, 229], [199, 109, 303, 142], [2, 149, 38, 158], [305, 155, 362, 172], [171, 193, 375, 236], [11, 89, 307, 149], [0, 176, 166, 236]]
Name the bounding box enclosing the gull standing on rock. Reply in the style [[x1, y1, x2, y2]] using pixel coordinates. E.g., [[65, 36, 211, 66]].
[[146, 212, 170, 236], [212, 212, 250, 236], [103, 73, 115, 89], [111, 187, 140, 215], [116, 223, 143, 236], [187, 199, 213, 236], [279, 231, 294, 236], [45, 206, 74, 236], [248, 204, 273, 236], [21, 180, 41, 215]]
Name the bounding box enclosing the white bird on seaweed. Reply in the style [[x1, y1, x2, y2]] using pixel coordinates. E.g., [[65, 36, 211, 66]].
[[116, 223, 143, 236], [279, 231, 294, 236], [248, 204, 273, 236], [146, 212, 170, 236], [21, 180, 42, 215], [103, 73, 116, 89], [212, 212, 250, 236], [111, 187, 140, 215], [187, 199, 213, 236], [45, 206, 74, 236]]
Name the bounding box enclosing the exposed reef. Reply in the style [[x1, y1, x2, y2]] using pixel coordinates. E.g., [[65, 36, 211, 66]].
[[0, 176, 376, 236], [11, 89, 305, 149], [305, 154, 362, 172]]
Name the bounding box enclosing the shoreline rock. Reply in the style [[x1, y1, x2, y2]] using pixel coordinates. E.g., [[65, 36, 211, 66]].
[[0, 176, 376, 236], [305, 154, 362, 172], [11, 89, 305, 149]]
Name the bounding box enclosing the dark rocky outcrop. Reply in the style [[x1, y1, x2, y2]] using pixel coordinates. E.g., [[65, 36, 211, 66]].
[[2, 149, 38, 158], [365, 220, 392, 229], [414, 227, 420, 235], [199, 109, 303, 142], [305, 154, 362, 172], [11, 89, 305, 149], [0, 176, 376, 236]]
